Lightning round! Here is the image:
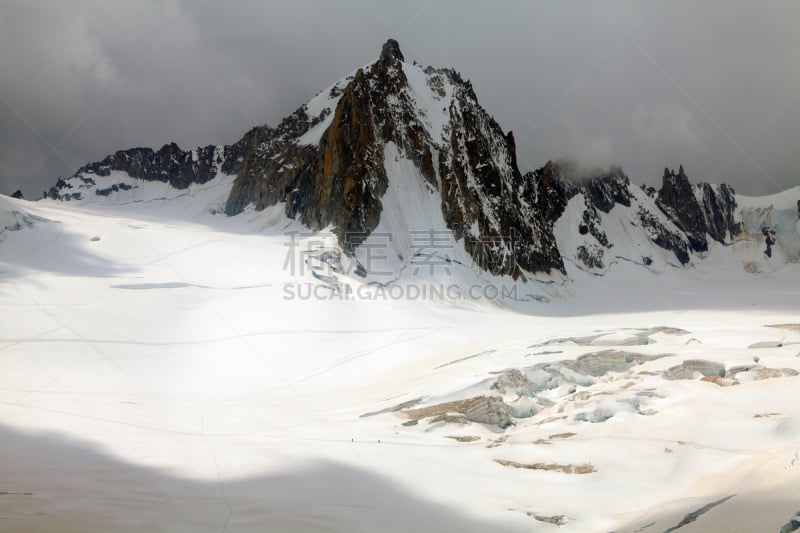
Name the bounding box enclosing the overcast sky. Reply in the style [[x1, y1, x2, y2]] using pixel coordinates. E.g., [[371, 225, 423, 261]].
[[2, 0, 799, 198]]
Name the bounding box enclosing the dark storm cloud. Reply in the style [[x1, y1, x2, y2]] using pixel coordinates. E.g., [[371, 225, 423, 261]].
[[1, 0, 799, 199]]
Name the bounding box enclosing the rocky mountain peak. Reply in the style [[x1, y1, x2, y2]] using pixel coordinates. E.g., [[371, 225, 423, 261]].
[[40, 41, 770, 280], [47, 143, 230, 200], [379, 39, 404, 64], [657, 165, 708, 251], [655, 165, 739, 252]]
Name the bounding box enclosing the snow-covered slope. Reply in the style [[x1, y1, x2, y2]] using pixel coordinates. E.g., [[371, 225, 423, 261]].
[[51, 171, 236, 213], [1, 193, 800, 532], [554, 187, 693, 275], [0, 195, 49, 242]]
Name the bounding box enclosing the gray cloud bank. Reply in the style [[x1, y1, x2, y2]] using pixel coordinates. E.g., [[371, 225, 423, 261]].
[[1, 0, 799, 199]]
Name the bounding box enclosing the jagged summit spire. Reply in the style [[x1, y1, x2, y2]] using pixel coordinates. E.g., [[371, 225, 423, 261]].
[[380, 39, 404, 63]]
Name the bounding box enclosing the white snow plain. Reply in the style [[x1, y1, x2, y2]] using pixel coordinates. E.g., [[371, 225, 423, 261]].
[[1, 186, 800, 533]]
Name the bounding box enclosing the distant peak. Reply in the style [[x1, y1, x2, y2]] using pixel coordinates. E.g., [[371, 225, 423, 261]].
[[380, 39, 404, 63]]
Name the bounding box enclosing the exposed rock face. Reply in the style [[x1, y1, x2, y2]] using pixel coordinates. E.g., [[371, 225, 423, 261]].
[[523, 162, 631, 228], [45, 177, 80, 200], [224, 38, 565, 274], [637, 205, 691, 265], [657, 166, 710, 252], [10, 190, 23, 200], [527, 161, 696, 267], [580, 166, 632, 213], [441, 98, 564, 276], [656, 166, 740, 252], [223, 41, 398, 252], [380, 38, 404, 63], [79, 143, 228, 188], [522, 162, 630, 262], [763, 226, 777, 257], [576, 244, 605, 269], [46, 144, 231, 200], [697, 182, 740, 242]]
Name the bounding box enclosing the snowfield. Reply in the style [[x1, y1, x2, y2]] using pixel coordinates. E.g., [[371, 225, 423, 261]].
[[1, 190, 800, 533]]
